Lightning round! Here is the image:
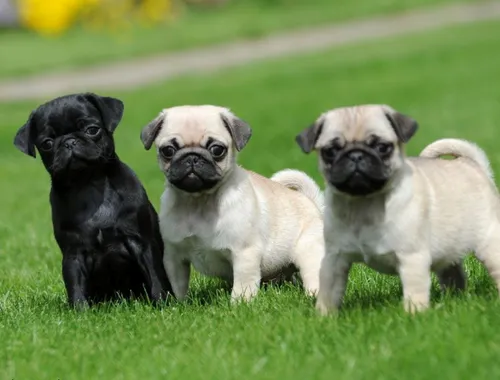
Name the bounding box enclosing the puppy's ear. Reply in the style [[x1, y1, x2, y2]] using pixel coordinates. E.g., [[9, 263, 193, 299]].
[[14, 111, 37, 158], [384, 109, 418, 143], [84, 93, 124, 133], [141, 114, 165, 150], [220, 113, 252, 152], [296, 118, 324, 154]]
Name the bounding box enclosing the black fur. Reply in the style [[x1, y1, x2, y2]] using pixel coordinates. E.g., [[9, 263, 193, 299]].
[[220, 113, 252, 151], [321, 139, 395, 196], [167, 147, 223, 193], [13, 93, 172, 309], [295, 119, 325, 154], [140, 115, 164, 151], [384, 111, 418, 143]]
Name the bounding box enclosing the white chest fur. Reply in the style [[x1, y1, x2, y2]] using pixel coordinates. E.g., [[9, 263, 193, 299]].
[[333, 221, 399, 274], [176, 236, 233, 279], [160, 181, 255, 279], [325, 188, 414, 275]]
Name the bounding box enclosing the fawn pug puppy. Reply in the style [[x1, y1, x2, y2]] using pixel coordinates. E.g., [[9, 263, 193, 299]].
[[141, 105, 325, 302], [296, 104, 500, 314], [14, 93, 172, 308]]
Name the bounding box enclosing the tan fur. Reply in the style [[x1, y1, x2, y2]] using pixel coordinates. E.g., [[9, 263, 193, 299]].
[[307, 104, 500, 315], [154, 106, 235, 175], [420, 138, 494, 180], [149, 105, 325, 302], [315, 105, 405, 185], [269, 169, 324, 211]]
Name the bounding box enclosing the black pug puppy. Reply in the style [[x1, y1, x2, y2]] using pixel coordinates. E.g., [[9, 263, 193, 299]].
[[13, 92, 172, 309]]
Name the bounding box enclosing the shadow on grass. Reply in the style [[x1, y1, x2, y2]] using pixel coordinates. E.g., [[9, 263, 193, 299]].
[[339, 261, 498, 315], [3, 258, 496, 316], [187, 280, 232, 306]]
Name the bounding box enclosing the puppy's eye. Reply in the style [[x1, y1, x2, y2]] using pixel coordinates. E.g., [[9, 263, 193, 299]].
[[376, 143, 393, 155], [85, 126, 100, 136], [209, 145, 226, 158], [160, 146, 176, 160], [321, 147, 338, 162], [40, 139, 54, 151]]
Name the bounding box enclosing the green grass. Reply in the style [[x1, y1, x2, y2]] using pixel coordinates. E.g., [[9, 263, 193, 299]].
[[0, 0, 478, 79], [2, 19, 500, 380]]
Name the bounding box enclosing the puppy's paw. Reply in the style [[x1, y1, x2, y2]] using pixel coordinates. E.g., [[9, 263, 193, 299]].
[[315, 299, 338, 316], [305, 287, 319, 298], [150, 288, 170, 301], [230, 295, 254, 304], [71, 300, 90, 312], [230, 290, 257, 304], [403, 298, 429, 314], [230, 282, 259, 304], [230, 296, 244, 305]]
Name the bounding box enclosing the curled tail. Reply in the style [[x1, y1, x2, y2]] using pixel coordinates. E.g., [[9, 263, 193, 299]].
[[420, 138, 494, 181], [270, 169, 324, 212]]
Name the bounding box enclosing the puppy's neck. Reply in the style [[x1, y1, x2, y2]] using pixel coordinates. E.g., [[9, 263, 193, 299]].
[[51, 156, 119, 189], [327, 164, 412, 225], [329, 187, 387, 221]]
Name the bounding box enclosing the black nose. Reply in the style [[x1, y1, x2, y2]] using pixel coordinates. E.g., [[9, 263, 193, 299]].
[[186, 155, 200, 165], [348, 151, 364, 163], [64, 139, 77, 149]]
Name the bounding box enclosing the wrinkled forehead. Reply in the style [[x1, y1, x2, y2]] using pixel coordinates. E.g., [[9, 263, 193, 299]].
[[157, 109, 232, 147], [316, 107, 397, 147], [34, 99, 100, 135]]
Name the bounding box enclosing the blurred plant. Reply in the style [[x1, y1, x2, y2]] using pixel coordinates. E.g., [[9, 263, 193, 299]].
[[16, 0, 174, 36], [138, 0, 173, 23], [183, 0, 230, 7], [81, 0, 174, 32], [17, 0, 96, 35]]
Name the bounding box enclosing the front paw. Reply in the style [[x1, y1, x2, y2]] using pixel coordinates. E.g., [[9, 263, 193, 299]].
[[150, 288, 170, 303], [70, 299, 89, 311], [315, 298, 338, 316], [403, 298, 429, 314], [230, 295, 253, 304], [305, 286, 319, 298], [230, 287, 258, 303]]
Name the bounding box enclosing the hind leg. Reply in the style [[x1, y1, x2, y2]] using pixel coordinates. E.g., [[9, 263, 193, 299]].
[[476, 229, 500, 294], [231, 246, 262, 302], [398, 251, 432, 313], [436, 261, 467, 293], [294, 235, 324, 297]]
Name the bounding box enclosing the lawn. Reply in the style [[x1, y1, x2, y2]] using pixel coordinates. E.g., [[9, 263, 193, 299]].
[[2, 19, 500, 380], [0, 0, 479, 79]]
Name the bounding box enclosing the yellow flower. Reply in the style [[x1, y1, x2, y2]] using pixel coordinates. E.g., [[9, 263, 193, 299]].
[[18, 0, 98, 35], [137, 0, 172, 24], [17, 0, 174, 35]]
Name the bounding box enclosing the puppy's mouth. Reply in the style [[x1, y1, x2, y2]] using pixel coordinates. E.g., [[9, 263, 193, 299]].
[[330, 169, 388, 197], [167, 151, 222, 194], [326, 149, 391, 197], [54, 151, 97, 170], [169, 171, 220, 193]]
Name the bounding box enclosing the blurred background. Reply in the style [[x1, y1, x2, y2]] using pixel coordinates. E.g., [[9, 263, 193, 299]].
[[0, 0, 473, 79], [2, 1, 500, 379]]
